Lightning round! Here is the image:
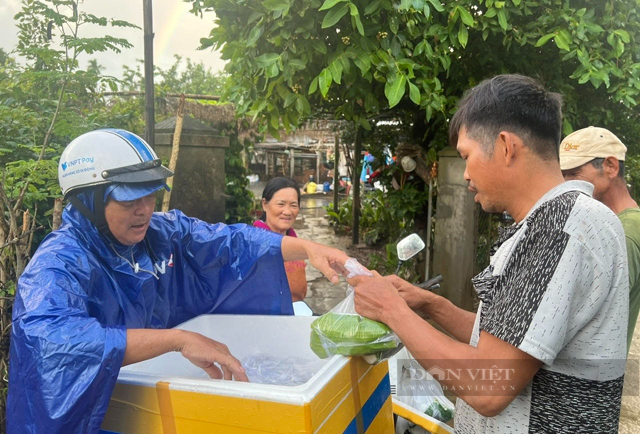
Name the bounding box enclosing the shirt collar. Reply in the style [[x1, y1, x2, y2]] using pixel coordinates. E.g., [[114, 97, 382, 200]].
[[523, 180, 594, 221]]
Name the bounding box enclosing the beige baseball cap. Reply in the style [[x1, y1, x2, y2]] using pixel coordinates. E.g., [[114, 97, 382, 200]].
[[559, 126, 627, 171]]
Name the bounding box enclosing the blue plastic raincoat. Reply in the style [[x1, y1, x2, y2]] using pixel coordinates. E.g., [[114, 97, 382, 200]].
[[7, 190, 292, 433]]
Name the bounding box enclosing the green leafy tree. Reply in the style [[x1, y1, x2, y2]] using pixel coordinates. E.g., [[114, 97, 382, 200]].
[[189, 0, 640, 152], [0, 1, 138, 428]]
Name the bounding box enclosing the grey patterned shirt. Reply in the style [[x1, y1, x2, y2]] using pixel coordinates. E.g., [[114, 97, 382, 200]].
[[454, 181, 629, 433]]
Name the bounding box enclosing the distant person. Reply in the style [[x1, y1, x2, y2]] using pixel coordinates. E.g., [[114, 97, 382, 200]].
[[349, 75, 628, 433], [8, 130, 349, 433], [560, 126, 640, 351], [254, 177, 307, 301]]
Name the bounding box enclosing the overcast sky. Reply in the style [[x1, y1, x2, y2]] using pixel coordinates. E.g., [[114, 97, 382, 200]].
[[0, 0, 226, 77]]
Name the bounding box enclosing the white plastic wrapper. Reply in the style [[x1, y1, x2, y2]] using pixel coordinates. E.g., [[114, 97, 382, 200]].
[[396, 355, 455, 426], [310, 258, 402, 364], [241, 354, 327, 386]]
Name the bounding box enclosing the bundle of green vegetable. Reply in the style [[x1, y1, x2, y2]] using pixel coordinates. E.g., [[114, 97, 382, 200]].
[[310, 312, 397, 359], [425, 399, 454, 422]]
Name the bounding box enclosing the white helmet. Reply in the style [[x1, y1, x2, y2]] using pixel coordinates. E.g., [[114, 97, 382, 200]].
[[59, 129, 173, 198]]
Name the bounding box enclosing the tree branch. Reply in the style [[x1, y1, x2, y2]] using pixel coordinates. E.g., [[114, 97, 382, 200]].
[[14, 77, 68, 214]]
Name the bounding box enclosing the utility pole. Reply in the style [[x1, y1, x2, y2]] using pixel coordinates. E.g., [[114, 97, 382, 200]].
[[333, 134, 340, 213], [143, 0, 155, 149], [351, 125, 362, 245]]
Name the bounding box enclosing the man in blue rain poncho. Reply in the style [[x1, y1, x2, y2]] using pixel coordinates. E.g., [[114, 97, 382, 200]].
[[7, 129, 349, 433]]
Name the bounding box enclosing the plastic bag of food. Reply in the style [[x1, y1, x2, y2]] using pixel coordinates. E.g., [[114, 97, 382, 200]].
[[396, 353, 455, 425], [309, 258, 401, 363]]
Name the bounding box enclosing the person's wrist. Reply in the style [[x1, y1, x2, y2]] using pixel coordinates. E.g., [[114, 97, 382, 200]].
[[422, 292, 446, 318], [416, 290, 434, 315], [172, 329, 189, 353], [380, 298, 411, 328]]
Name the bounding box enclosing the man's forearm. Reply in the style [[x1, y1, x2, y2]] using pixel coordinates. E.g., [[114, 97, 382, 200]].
[[424, 295, 476, 344], [123, 328, 185, 366], [383, 305, 538, 417]]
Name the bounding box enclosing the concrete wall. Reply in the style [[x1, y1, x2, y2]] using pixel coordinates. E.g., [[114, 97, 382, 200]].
[[155, 133, 229, 223], [432, 147, 478, 312]]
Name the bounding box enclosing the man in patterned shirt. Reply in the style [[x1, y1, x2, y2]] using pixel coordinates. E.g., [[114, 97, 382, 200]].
[[350, 74, 628, 433]]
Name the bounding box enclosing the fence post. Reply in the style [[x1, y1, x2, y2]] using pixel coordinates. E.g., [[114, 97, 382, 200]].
[[432, 147, 478, 312]]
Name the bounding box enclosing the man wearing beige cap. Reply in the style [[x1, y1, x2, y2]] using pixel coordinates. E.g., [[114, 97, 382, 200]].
[[560, 126, 640, 351]]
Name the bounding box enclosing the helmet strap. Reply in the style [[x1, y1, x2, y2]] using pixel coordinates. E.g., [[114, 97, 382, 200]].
[[68, 185, 111, 235]]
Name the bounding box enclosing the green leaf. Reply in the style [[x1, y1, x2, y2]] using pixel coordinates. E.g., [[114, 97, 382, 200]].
[[264, 0, 290, 14], [408, 81, 420, 104], [484, 8, 497, 18], [458, 24, 468, 48], [427, 0, 444, 13], [354, 52, 372, 73], [288, 59, 307, 70], [319, 68, 333, 97], [284, 93, 297, 107], [578, 72, 590, 84], [270, 113, 280, 129], [322, 3, 349, 28], [385, 74, 406, 108], [311, 39, 327, 54], [497, 9, 508, 31], [319, 0, 345, 11], [615, 37, 625, 57], [562, 118, 573, 136], [535, 33, 555, 47], [266, 62, 280, 78], [247, 26, 263, 46], [512, 0, 521, 5], [359, 117, 372, 130], [365, 93, 377, 111], [390, 16, 399, 34], [295, 97, 305, 114], [256, 53, 280, 68], [614, 29, 630, 43], [399, 0, 412, 11], [350, 4, 365, 36], [329, 59, 343, 84], [423, 4, 431, 18], [584, 22, 604, 34], [308, 77, 319, 94], [364, 0, 382, 15], [458, 7, 474, 27], [554, 30, 571, 51]]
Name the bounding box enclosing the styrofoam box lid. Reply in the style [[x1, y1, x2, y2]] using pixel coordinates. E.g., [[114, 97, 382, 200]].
[[118, 315, 349, 405]]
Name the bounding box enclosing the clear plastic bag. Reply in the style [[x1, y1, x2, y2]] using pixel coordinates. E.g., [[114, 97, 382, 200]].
[[396, 354, 455, 425], [241, 354, 326, 386], [309, 258, 401, 363]]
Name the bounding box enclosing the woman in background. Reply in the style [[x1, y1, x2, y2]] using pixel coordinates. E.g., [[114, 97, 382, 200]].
[[254, 177, 308, 301]]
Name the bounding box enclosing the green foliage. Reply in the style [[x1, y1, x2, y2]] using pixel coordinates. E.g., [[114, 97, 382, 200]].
[[189, 0, 640, 160], [0, 2, 137, 428], [327, 169, 429, 280], [156, 55, 229, 96], [218, 120, 259, 224], [625, 155, 640, 202]]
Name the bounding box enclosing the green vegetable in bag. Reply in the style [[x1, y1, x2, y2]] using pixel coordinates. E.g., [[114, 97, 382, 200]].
[[424, 399, 454, 422], [310, 313, 397, 358]]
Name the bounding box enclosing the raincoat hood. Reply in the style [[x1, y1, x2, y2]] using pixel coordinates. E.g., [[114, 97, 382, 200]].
[[8, 196, 292, 433]]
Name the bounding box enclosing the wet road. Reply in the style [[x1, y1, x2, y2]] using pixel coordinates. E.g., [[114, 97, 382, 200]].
[[293, 194, 351, 315]]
